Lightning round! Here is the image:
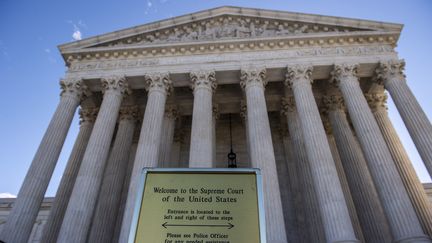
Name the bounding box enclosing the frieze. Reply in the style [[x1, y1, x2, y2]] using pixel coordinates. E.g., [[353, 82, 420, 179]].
[[68, 45, 395, 73], [295, 45, 393, 57]]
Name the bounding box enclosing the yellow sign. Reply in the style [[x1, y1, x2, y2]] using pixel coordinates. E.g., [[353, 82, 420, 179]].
[[129, 169, 264, 243]]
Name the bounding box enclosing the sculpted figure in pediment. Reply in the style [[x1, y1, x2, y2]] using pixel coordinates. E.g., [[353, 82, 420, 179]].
[[258, 22, 275, 37], [182, 26, 199, 41], [235, 19, 249, 38], [200, 22, 217, 40], [276, 25, 291, 36], [219, 18, 236, 38], [166, 28, 182, 42], [294, 25, 308, 34]]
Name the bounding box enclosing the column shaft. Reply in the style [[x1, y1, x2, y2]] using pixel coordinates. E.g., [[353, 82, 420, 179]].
[[326, 99, 392, 243], [282, 98, 326, 243], [112, 140, 138, 242], [327, 134, 365, 242], [212, 105, 219, 165], [40, 108, 96, 243], [0, 79, 87, 243], [332, 64, 430, 242], [170, 129, 184, 167], [240, 100, 252, 166], [368, 93, 432, 238], [88, 106, 137, 243], [280, 133, 302, 243], [58, 76, 129, 243], [158, 106, 177, 167], [240, 68, 287, 242], [376, 60, 432, 177], [119, 73, 172, 243], [189, 71, 216, 167], [286, 65, 358, 243]]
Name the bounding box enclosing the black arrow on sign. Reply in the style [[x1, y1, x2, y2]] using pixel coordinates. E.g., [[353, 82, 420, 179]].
[[162, 222, 234, 229]]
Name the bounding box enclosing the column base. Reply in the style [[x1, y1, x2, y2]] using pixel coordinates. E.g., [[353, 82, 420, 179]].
[[395, 235, 432, 243]]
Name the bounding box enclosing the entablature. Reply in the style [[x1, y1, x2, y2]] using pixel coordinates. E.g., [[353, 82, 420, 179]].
[[65, 43, 397, 89]]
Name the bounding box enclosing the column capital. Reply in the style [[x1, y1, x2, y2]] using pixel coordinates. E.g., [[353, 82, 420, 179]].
[[60, 78, 91, 101], [190, 70, 217, 93], [79, 108, 98, 125], [330, 63, 359, 86], [373, 59, 406, 85], [240, 100, 247, 121], [280, 96, 296, 116], [101, 75, 131, 96], [285, 64, 313, 88], [365, 93, 388, 112], [165, 105, 179, 120], [240, 67, 267, 90], [119, 106, 139, 121], [144, 72, 173, 95], [323, 95, 345, 112]]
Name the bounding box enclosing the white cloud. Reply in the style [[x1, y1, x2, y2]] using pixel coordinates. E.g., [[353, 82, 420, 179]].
[[72, 29, 82, 40], [44, 48, 51, 53], [147, 0, 152, 7], [0, 192, 16, 198], [67, 21, 85, 41]]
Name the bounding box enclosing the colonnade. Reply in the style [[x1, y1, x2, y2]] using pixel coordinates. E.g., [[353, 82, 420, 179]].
[[1, 59, 432, 243]]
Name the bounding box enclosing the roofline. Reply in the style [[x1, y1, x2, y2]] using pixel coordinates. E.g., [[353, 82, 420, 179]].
[[58, 6, 403, 52]]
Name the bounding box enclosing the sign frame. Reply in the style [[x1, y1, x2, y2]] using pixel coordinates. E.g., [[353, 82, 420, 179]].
[[127, 168, 267, 243]]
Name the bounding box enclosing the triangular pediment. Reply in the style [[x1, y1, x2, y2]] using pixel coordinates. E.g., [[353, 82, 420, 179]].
[[59, 6, 402, 53]]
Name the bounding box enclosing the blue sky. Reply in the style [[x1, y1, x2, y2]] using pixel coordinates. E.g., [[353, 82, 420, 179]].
[[0, 0, 431, 197]]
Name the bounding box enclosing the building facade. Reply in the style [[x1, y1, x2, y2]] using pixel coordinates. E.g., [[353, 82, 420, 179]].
[[1, 6, 432, 243]]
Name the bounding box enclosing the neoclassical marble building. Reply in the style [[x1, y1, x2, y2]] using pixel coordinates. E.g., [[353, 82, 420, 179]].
[[1, 6, 432, 243]]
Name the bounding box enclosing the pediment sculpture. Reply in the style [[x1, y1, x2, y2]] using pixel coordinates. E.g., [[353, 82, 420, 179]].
[[93, 15, 371, 48]]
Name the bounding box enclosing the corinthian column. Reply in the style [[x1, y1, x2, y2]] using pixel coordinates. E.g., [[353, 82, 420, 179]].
[[281, 97, 326, 243], [58, 76, 131, 243], [324, 95, 392, 243], [158, 105, 178, 167], [285, 65, 358, 243], [240, 100, 251, 165], [119, 73, 172, 243], [112, 123, 140, 242], [279, 127, 301, 243], [240, 67, 287, 243], [367, 92, 432, 238], [0, 79, 89, 243], [375, 60, 432, 177], [212, 104, 219, 165], [322, 116, 365, 242], [88, 106, 138, 243], [331, 64, 430, 242], [170, 128, 184, 167], [189, 70, 217, 167], [40, 108, 98, 243]]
